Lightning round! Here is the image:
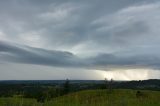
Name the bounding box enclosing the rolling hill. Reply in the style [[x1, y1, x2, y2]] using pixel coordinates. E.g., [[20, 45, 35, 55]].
[[0, 89, 159, 106]]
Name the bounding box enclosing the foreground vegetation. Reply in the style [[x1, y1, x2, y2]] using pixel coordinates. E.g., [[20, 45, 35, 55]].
[[0, 89, 159, 106]]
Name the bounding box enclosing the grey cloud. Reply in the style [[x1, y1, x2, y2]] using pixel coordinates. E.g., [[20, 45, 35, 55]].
[[87, 53, 160, 69], [1, 41, 160, 70], [0, 0, 160, 80], [0, 41, 84, 67], [0, 0, 151, 48]]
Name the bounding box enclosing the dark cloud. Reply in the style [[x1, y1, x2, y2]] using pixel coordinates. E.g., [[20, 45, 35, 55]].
[[1, 41, 160, 70], [0, 41, 84, 67], [87, 53, 160, 70], [0, 0, 160, 79], [0, 0, 152, 47]]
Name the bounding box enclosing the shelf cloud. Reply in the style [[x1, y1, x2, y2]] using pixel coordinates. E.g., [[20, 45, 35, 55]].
[[0, 0, 160, 80]]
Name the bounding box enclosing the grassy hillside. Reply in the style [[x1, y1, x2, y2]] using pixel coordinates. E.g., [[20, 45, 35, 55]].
[[0, 89, 160, 106]]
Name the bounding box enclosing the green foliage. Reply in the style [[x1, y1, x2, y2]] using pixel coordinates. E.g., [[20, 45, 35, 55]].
[[0, 89, 159, 106], [63, 79, 70, 94], [46, 89, 160, 106]]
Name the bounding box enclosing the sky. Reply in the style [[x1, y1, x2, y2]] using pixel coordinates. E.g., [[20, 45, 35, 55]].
[[0, 0, 160, 80]]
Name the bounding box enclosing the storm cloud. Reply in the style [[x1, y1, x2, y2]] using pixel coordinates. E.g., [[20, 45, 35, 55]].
[[0, 41, 84, 67], [1, 40, 160, 70], [0, 0, 160, 80]]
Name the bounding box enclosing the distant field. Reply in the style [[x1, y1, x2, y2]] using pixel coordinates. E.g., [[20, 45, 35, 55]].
[[0, 89, 159, 106]]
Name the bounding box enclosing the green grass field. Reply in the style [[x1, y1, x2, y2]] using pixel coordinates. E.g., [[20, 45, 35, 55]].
[[0, 89, 159, 106]]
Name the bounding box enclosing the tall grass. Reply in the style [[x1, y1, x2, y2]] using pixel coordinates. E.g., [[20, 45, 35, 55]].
[[0, 89, 159, 106]]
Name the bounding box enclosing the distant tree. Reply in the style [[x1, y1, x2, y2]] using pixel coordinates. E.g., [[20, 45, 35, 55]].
[[63, 79, 70, 94], [105, 78, 108, 89], [109, 78, 113, 92]]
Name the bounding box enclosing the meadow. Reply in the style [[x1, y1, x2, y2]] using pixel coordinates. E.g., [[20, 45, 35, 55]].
[[0, 89, 159, 106]]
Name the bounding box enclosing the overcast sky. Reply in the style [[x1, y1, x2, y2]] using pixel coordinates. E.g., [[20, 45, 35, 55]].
[[0, 0, 160, 80]]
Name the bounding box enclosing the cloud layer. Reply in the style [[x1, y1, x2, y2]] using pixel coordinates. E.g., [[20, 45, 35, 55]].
[[1, 40, 160, 70], [0, 0, 160, 80]]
